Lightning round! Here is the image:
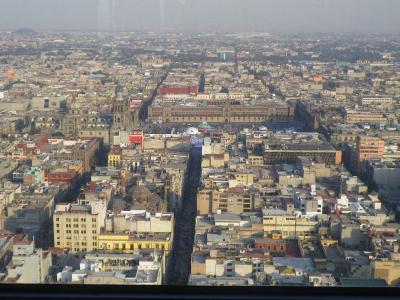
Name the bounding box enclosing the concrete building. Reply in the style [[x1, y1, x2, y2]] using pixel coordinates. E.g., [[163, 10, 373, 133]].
[[48, 138, 100, 173], [53, 202, 105, 253], [112, 96, 138, 135], [60, 101, 110, 143], [262, 209, 319, 240], [108, 146, 122, 168], [149, 100, 294, 124], [98, 232, 172, 253], [356, 136, 384, 172], [366, 159, 400, 204], [197, 188, 261, 215], [56, 251, 165, 285], [4, 240, 51, 283], [372, 260, 400, 285]]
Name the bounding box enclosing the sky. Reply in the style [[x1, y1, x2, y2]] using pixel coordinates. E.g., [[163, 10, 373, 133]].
[[0, 0, 399, 34]]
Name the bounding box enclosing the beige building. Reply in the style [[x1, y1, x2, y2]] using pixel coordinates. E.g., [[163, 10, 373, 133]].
[[106, 211, 174, 235], [53, 203, 104, 253], [356, 136, 385, 172], [197, 188, 261, 215], [149, 101, 294, 124], [248, 155, 264, 166], [372, 260, 400, 285], [201, 153, 229, 168], [262, 209, 319, 240]]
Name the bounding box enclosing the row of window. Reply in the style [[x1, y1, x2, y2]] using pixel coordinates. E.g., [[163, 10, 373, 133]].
[[56, 217, 97, 222], [56, 230, 97, 234], [57, 241, 97, 248], [102, 243, 166, 250]]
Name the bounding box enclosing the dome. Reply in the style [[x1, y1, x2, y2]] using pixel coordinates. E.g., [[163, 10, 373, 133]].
[[185, 127, 199, 135]]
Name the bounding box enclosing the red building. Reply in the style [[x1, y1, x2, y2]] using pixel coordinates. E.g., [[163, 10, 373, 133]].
[[158, 86, 198, 95], [129, 130, 143, 150], [47, 171, 77, 184], [254, 238, 301, 257], [33, 135, 48, 150]]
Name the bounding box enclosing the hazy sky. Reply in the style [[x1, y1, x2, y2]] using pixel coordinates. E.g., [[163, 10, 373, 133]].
[[0, 0, 399, 34]]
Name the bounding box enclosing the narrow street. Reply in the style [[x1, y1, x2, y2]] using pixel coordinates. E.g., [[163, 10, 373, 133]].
[[139, 69, 169, 122], [166, 146, 202, 285]]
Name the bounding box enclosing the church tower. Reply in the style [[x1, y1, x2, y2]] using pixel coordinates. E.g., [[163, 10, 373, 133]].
[[112, 95, 133, 134]]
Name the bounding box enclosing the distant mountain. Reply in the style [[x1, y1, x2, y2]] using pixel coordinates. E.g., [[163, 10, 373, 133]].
[[12, 28, 38, 36]]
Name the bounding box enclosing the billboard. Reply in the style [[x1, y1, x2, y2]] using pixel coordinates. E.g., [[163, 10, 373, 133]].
[[129, 130, 143, 145]]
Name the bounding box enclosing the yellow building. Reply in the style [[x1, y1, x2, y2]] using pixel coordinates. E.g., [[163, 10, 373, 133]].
[[53, 203, 102, 252], [98, 233, 172, 253], [248, 155, 264, 166], [201, 153, 229, 168], [68, 161, 84, 174], [313, 75, 323, 83], [262, 210, 318, 240], [108, 146, 122, 168], [372, 260, 400, 285], [235, 172, 254, 185]]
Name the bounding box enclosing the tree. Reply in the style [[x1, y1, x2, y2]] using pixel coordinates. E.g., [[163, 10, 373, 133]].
[[323, 81, 337, 91], [52, 131, 64, 137], [395, 211, 400, 223]]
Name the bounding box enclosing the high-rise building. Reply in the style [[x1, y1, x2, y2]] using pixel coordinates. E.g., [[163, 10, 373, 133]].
[[356, 136, 384, 172], [53, 203, 104, 253]]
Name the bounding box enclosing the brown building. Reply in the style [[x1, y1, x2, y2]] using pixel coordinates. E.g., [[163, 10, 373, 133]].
[[345, 110, 387, 124], [264, 144, 342, 166], [50, 138, 100, 173], [197, 187, 262, 215], [356, 136, 384, 172], [149, 102, 294, 124], [372, 260, 400, 286], [60, 102, 110, 144], [112, 97, 138, 134], [254, 238, 301, 257]]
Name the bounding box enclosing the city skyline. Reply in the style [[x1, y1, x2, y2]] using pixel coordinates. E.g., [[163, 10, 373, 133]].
[[0, 0, 399, 34]]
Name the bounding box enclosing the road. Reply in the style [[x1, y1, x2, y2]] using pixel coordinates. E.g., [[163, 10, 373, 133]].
[[166, 146, 202, 285], [139, 70, 169, 122]]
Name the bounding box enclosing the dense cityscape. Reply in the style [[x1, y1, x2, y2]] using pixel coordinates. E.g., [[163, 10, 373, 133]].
[[0, 29, 399, 288]]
